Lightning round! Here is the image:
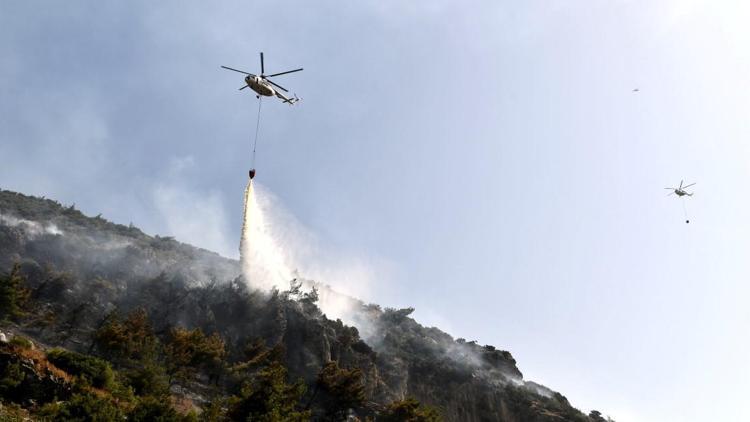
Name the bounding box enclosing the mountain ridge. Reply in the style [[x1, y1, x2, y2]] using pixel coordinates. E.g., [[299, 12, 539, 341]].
[[0, 188, 611, 421]]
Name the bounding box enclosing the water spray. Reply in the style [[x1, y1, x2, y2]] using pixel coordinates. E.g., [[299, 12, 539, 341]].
[[239, 180, 292, 291]]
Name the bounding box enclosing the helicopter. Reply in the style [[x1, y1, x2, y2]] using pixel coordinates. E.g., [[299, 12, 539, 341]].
[[222, 52, 302, 104], [665, 180, 695, 197]]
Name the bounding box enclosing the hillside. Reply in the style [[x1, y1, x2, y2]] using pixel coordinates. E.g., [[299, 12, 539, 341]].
[[0, 189, 611, 421]]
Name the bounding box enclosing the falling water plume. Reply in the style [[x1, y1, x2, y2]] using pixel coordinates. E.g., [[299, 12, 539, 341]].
[[240, 179, 292, 290]]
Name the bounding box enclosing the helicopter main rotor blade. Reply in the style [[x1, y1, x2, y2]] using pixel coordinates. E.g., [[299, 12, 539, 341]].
[[682, 183, 696, 189], [664, 187, 675, 190], [679, 180, 683, 189], [221, 66, 252, 75], [239, 85, 247, 90], [266, 68, 304, 78], [260, 52, 265, 75], [266, 78, 289, 92]]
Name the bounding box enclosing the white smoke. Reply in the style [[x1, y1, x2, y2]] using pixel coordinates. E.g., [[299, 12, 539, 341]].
[[152, 156, 236, 258], [0, 213, 62, 237]]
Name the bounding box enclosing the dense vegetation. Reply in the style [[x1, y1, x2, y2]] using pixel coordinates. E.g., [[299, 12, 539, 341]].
[[0, 189, 612, 421], [0, 277, 440, 421]]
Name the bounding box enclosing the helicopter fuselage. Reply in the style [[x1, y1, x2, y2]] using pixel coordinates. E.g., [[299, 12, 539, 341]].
[[674, 190, 692, 197], [244, 76, 275, 97]]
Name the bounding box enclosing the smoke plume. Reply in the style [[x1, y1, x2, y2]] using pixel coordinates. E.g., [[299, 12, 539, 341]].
[[0, 213, 62, 237]]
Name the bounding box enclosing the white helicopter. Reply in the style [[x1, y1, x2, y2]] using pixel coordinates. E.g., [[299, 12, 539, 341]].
[[222, 52, 302, 104], [665, 180, 696, 197]]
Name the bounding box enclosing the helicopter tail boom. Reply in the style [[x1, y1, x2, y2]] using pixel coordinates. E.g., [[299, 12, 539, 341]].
[[276, 92, 301, 105]]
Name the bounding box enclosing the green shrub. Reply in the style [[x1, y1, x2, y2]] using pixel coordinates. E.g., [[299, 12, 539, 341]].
[[8, 336, 32, 350], [0, 361, 25, 396], [123, 363, 170, 397], [129, 396, 183, 422], [46, 348, 114, 390], [39, 392, 124, 421]]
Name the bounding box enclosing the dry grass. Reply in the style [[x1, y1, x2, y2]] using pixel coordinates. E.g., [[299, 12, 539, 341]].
[[6, 343, 73, 384], [172, 394, 200, 416]]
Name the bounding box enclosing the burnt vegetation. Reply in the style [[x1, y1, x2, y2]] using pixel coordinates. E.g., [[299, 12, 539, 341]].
[[0, 189, 611, 421]]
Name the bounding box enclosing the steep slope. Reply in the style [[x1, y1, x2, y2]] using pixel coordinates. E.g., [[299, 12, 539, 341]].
[[0, 189, 606, 421]]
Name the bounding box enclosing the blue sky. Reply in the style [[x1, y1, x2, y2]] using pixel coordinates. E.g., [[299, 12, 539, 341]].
[[2, 1, 750, 420]]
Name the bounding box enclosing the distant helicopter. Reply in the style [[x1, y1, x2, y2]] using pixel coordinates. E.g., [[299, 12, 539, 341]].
[[666, 180, 696, 223], [222, 52, 302, 104], [665, 180, 695, 197]]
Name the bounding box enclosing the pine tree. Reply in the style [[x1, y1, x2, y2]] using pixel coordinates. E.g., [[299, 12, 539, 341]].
[[314, 361, 366, 419], [94, 308, 159, 363], [228, 361, 310, 421], [165, 327, 225, 385], [0, 263, 26, 320], [379, 397, 441, 422]]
